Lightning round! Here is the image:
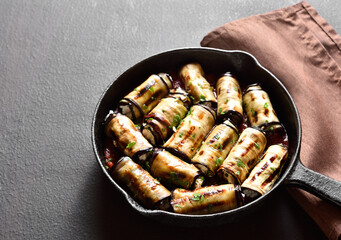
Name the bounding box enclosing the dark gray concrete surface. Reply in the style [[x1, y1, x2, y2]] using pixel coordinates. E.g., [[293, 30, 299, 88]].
[[1, 1, 339, 239]]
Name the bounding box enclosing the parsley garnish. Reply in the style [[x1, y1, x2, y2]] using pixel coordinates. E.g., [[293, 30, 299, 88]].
[[225, 99, 229, 104], [149, 86, 155, 92], [192, 133, 196, 139], [218, 108, 222, 115], [179, 132, 183, 138], [264, 102, 268, 108], [251, 108, 256, 117], [200, 94, 206, 101], [143, 104, 148, 110], [237, 159, 245, 168], [254, 142, 260, 150], [236, 171, 240, 176], [126, 142, 136, 149], [191, 193, 201, 201], [162, 109, 165, 113], [270, 167, 276, 171], [216, 157, 223, 165]]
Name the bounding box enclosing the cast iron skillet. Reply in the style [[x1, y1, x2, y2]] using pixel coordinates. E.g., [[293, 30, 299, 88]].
[[92, 47, 341, 226]]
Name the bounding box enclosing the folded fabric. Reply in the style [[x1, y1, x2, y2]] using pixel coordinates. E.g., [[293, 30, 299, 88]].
[[201, 1, 341, 239]]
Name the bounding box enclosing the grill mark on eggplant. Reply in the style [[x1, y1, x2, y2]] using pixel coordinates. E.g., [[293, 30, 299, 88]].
[[157, 74, 172, 91], [249, 155, 277, 182], [264, 108, 269, 116], [144, 90, 162, 106], [261, 167, 281, 188], [221, 121, 239, 136], [240, 142, 255, 157], [134, 80, 156, 99], [198, 104, 216, 120], [219, 110, 243, 126]]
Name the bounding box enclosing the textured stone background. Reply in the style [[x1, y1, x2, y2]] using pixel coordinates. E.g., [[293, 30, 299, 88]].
[[0, 1, 339, 239]]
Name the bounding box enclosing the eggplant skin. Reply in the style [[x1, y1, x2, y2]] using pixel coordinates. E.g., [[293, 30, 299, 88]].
[[171, 184, 241, 214], [179, 63, 216, 106], [243, 84, 279, 127], [217, 127, 267, 184], [105, 113, 152, 160], [113, 156, 171, 209], [163, 104, 216, 161], [242, 144, 288, 195]]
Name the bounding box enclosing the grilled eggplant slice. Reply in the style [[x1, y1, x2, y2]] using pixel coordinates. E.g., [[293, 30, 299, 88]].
[[147, 149, 203, 189], [243, 84, 280, 129], [142, 88, 191, 145], [163, 104, 216, 162], [191, 120, 239, 177], [113, 156, 171, 210], [216, 72, 243, 125], [171, 184, 242, 214], [118, 73, 173, 121], [217, 127, 267, 184], [105, 113, 152, 162], [179, 63, 216, 107], [242, 144, 288, 197]]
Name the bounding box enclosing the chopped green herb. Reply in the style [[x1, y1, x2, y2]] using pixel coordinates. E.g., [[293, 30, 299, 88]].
[[105, 165, 109, 169], [251, 108, 256, 117], [145, 161, 150, 170], [191, 147, 194, 151], [270, 126, 274, 130], [143, 104, 148, 110], [216, 134, 220, 140], [174, 204, 182, 208], [191, 193, 201, 201], [214, 143, 218, 148], [107, 158, 113, 162], [218, 108, 222, 115], [172, 114, 181, 126], [200, 176, 205, 181], [236, 171, 240, 176], [264, 102, 268, 108], [189, 120, 191, 124], [179, 132, 184, 138], [151, 96, 155, 100], [192, 133, 196, 139], [145, 118, 154, 121], [134, 124, 141, 130], [199, 126, 201, 129], [134, 88, 138, 91], [270, 167, 276, 171], [188, 81, 192, 85], [162, 128, 165, 132], [200, 194, 205, 203], [254, 142, 260, 150], [149, 86, 155, 92], [225, 98, 229, 104], [200, 94, 206, 101], [265, 120, 269, 123], [219, 143, 223, 151], [216, 157, 223, 165], [190, 96, 195, 101], [245, 103, 248, 108], [234, 87, 238, 91], [126, 142, 136, 149], [162, 109, 166, 113], [237, 159, 245, 168]]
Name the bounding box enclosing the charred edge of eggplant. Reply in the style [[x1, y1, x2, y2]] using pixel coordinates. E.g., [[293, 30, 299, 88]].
[[191, 172, 205, 190], [241, 187, 262, 204], [103, 110, 117, 126], [195, 103, 217, 120], [148, 147, 163, 167], [141, 120, 163, 145], [221, 120, 239, 136], [199, 100, 217, 110], [117, 100, 138, 122], [234, 184, 244, 207], [112, 156, 129, 173], [120, 98, 144, 120], [218, 110, 243, 129], [168, 92, 193, 109], [250, 126, 267, 137], [243, 83, 263, 94], [157, 74, 173, 92], [132, 147, 154, 163], [218, 167, 241, 185], [162, 147, 192, 163], [145, 112, 171, 136], [259, 121, 284, 132], [192, 162, 214, 178], [153, 195, 172, 211], [218, 71, 237, 79]]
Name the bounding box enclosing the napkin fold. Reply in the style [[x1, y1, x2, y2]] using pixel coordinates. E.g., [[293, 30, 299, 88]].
[[201, 2, 341, 239]]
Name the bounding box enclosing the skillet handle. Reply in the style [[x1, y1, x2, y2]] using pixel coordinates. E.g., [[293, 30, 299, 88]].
[[284, 157, 341, 207]]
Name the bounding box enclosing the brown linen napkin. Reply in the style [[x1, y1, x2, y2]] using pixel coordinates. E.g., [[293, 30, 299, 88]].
[[201, 1, 341, 239]]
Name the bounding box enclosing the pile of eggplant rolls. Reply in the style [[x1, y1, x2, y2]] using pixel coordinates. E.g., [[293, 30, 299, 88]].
[[104, 63, 289, 215]]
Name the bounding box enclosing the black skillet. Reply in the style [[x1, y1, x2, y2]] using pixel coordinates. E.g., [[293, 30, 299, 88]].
[[91, 47, 341, 226]]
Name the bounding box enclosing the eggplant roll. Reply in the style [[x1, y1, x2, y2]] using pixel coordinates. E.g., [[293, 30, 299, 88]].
[[113, 156, 171, 210], [163, 104, 216, 162], [118, 73, 173, 121], [243, 84, 280, 128], [191, 120, 239, 177], [179, 63, 217, 106], [105, 113, 152, 161], [142, 88, 191, 145], [242, 144, 288, 196], [217, 127, 267, 184], [171, 184, 241, 214], [147, 149, 203, 189], [216, 73, 243, 125]]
